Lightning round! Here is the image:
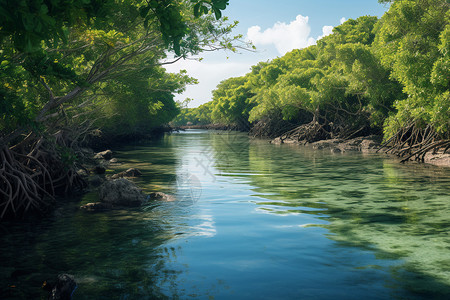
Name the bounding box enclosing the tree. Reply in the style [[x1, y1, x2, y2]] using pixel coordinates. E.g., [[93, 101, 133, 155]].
[[374, 0, 450, 161], [211, 76, 255, 129], [247, 16, 398, 141], [0, 0, 241, 218]]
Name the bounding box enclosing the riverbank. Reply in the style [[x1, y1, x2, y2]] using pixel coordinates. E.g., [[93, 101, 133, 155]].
[[271, 134, 450, 168], [179, 124, 240, 130], [175, 125, 450, 167], [76, 148, 176, 212]]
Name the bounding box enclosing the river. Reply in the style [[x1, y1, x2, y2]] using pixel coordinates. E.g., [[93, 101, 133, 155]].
[[1, 130, 449, 299]]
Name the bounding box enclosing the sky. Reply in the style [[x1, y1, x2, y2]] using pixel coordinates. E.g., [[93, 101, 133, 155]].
[[164, 0, 391, 108]]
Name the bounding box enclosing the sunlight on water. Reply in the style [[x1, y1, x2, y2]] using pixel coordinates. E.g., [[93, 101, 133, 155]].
[[0, 130, 449, 299]]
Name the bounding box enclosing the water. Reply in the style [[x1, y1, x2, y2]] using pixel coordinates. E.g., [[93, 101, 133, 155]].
[[1, 130, 449, 299]]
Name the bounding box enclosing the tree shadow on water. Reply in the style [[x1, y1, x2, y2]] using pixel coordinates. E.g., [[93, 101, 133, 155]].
[[330, 230, 450, 299], [0, 206, 185, 300]]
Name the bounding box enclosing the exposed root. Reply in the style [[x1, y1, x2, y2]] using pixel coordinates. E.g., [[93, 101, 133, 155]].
[[377, 122, 450, 163], [249, 111, 304, 138], [276, 118, 369, 144], [0, 129, 88, 219], [250, 118, 296, 138], [272, 101, 373, 144], [278, 120, 329, 144], [0, 145, 53, 218]]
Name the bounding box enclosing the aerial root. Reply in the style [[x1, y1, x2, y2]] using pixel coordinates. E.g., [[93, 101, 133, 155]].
[[377, 122, 449, 163], [0, 132, 87, 218], [0, 145, 53, 218]]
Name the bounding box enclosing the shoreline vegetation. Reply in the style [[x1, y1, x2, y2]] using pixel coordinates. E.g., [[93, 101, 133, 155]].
[[178, 125, 450, 167], [0, 0, 242, 220], [172, 1, 449, 170]]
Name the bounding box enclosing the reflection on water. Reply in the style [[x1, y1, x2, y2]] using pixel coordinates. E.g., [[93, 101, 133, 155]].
[[1, 130, 449, 299]]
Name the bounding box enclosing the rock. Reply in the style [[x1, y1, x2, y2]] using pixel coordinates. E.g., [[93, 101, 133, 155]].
[[98, 178, 146, 207], [271, 137, 282, 144], [88, 175, 104, 187], [125, 168, 142, 176], [331, 147, 341, 153], [424, 152, 450, 167], [93, 165, 106, 174], [80, 202, 114, 211], [111, 168, 142, 179], [309, 136, 381, 153], [148, 192, 175, 202], [94, 150, 113, 160], [109, 158, 119, 163], [76, 169, 89, 177], [340, 145, 359, 152], [44, 274, 77, 300], [359, 135, 382, 152]]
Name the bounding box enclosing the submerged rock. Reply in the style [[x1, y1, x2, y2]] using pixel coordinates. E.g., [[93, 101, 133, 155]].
[[88, 175, 104, 187], [94, 150, 113, 160], [98, 178, 146, 207], [148, 192, 176, 202], [271, 135, 382, 153], [310, 136, 381, 153], [80, 202, 114, 211], [111, 168, 142, 179], [93, 165, 106, 174], [43, 274, 77, 300]]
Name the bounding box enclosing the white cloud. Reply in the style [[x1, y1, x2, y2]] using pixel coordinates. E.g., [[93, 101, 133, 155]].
[[317, 17, 347, 41], [247, 15, 316, 55], [164, 15, 347, 108], [317, 25, 334, 40], [164, 58, 253, 108]]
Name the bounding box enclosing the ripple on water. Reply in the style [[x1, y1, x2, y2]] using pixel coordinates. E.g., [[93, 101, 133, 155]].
[[1, 130, 449, 299]]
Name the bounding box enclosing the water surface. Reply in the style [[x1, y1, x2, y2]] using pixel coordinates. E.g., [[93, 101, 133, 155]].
[[1, 130, 449, 299]]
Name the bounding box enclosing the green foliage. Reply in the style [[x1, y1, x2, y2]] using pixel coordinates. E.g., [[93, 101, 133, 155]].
[[210, 76, 255, 127], [195, 15, 409, 139], [197, 0, 448, 143], [90, 66, 193, 135], [0, 0, 242, 142], [0, 0, 108, 52], [374, 0, 449, 136], [139, 0, 230, 55]]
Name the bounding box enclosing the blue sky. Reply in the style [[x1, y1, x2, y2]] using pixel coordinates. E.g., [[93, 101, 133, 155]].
[[164, 0, 390, 108]]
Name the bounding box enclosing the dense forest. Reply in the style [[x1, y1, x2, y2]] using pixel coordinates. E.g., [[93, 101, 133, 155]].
[[173, 0, 449, 160], [0, 0, 244, 218]]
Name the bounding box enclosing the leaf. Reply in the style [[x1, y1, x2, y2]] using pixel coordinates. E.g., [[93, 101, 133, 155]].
[[213, 7, 221, 20], [212, 0, 228, 10]]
